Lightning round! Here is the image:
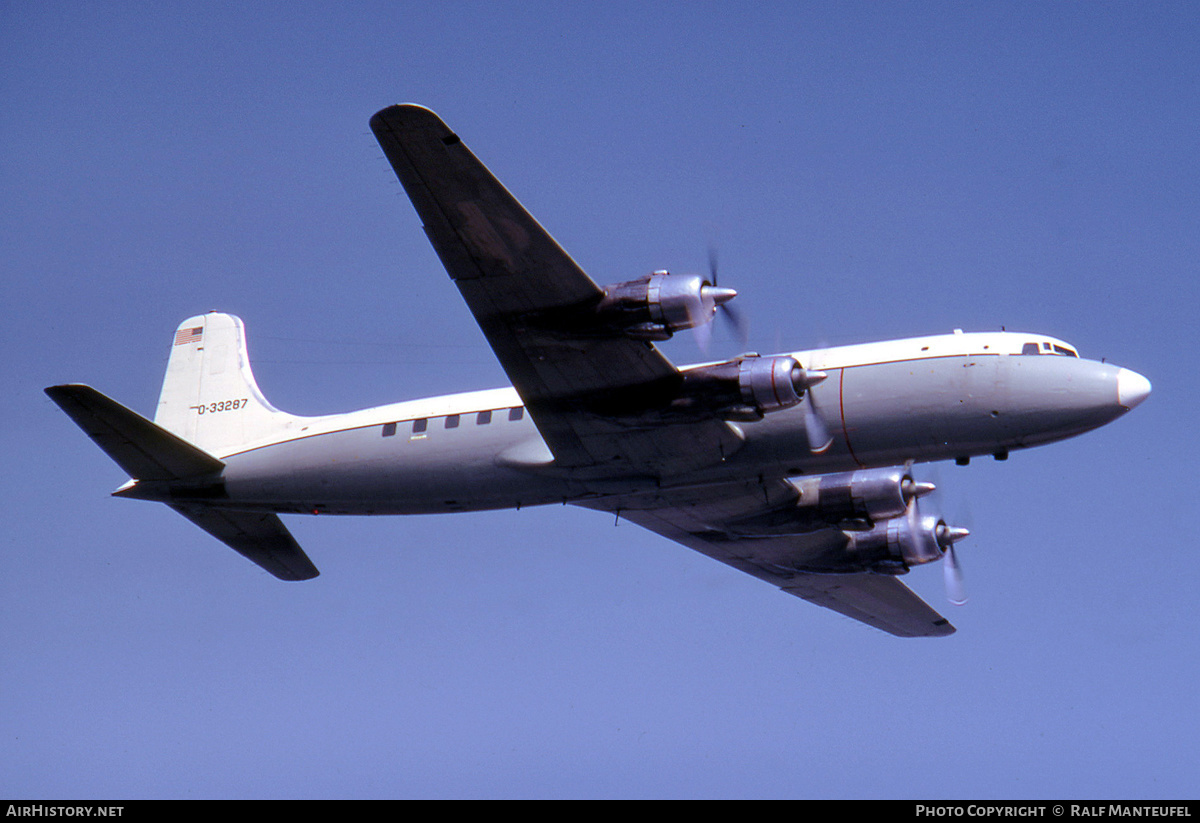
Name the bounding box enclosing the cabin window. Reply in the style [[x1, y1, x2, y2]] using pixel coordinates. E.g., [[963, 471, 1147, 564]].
[[508, 407, 524, 421], [412, 418, 427, 434], [382, 422, 397, 437], [445, 414, 460, 429], [477, 410, 492, 425]]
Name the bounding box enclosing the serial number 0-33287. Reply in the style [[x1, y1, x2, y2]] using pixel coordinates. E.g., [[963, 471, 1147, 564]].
[[194, 398, 249, 414]]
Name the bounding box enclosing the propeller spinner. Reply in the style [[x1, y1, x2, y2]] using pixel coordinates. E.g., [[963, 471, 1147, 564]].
[[696, 247, 748, 349]]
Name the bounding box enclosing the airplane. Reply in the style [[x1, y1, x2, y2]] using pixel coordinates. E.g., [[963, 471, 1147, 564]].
[[45, 104, 1152, 638]]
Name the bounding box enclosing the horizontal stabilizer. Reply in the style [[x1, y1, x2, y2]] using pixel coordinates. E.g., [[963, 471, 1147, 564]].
[[47, 383, 319, 581], [170, 504, 319, 581], [45, 384, 223, 481]]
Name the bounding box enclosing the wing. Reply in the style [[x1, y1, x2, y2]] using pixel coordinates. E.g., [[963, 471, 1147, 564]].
[[370, 104, 741, 477], [580, 478, 955, 638]]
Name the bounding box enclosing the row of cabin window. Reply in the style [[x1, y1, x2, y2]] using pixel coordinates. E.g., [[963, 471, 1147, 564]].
[[381, 406, 524, 437]]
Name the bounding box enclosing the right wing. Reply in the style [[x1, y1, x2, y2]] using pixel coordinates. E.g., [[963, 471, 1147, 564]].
[[581, 478, 955, 638], [371, 104, 742, 477]]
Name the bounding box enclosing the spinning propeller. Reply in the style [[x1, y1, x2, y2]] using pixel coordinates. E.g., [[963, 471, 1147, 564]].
[[801, 381, 833, 454], [689, 247, 746, 352], [942, 536, 968, 606], [706, 247, 749, 346], [920, 465, 972, 605]]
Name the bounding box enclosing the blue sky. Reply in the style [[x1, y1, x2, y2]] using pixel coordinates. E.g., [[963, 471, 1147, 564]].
[[3, 2, 1196, 799]]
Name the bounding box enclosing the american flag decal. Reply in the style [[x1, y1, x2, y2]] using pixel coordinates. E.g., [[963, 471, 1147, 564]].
[[174, 326, 203, 346]]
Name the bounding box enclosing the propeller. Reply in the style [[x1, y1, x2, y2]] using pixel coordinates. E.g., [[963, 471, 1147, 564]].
[[939, 471, 973, 605], [801, 375, 833, 453], [690, 247, 747, 351], [911, 463, 971, 605], [938, 523, 970, 605]]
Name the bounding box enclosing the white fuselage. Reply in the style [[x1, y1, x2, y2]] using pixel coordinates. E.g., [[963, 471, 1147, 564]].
[[211, 330, 1142, 517]]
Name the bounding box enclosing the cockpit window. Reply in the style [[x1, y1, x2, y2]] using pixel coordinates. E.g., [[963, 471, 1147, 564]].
[[1023, 341, 1078, 357]]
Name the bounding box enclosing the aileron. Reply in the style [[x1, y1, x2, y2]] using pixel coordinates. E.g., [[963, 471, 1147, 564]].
[[780, 574, 955, 638]]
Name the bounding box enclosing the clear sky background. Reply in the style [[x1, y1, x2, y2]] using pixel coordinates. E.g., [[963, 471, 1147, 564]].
[[3, 2, 1196, 799]]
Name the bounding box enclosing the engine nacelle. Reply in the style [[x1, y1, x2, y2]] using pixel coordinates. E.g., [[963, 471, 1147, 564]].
[[594, 271, 734, 340], [790, 468, 936, 525], [843, 498, 969, 572], [675, 354, 823, 421]]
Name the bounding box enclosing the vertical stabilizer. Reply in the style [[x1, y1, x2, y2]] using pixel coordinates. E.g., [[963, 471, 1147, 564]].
[[155, 313, 304, 457]]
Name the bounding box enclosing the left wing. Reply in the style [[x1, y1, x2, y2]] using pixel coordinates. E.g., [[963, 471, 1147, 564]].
[[370, 104, 742, 477], [580, 478, 955, 638]]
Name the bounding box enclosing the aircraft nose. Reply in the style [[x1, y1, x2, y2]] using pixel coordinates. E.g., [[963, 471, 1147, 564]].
[[1117, 368, 1152, 410]]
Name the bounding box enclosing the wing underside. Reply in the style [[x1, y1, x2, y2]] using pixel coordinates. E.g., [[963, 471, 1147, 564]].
[[581, 480, 955, 638]]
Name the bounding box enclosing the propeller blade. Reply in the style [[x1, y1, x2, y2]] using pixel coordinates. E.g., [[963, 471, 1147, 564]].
[[691, 313, 714, 352], [719, 301, 749, 345], [943, 543, 968, 605], [803, 394, 833, 453]]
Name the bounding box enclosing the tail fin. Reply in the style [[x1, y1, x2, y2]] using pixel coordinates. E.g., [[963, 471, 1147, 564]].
[[155, 313, 303, 457]]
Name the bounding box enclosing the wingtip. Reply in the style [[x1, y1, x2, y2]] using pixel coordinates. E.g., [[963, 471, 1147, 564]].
[[44, 383, 101, 410], [370, 103, 443, 131], [45, 382, 87, 397]]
